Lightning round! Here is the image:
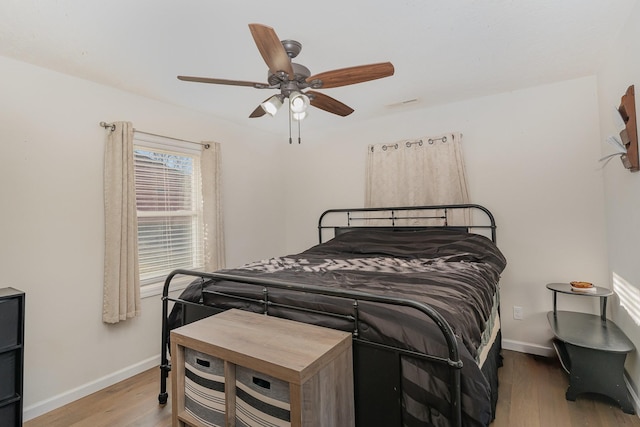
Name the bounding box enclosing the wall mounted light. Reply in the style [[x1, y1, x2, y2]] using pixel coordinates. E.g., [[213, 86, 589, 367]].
[[603, 86, 639, 171], [617, 85, 638, 172]]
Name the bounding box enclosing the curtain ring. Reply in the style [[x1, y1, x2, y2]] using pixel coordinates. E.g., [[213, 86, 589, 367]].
[[100, 121, 116, 131], [428, 136, 447, 144], [405, 140, 423, 148]]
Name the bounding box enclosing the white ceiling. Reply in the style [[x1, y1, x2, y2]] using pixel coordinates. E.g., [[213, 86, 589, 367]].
[[1, 0, 637, 137]]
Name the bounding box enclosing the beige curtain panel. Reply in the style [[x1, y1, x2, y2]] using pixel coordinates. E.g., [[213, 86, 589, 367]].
[[103, 121, 141, 324], [201, 141, 226, 272], [365, 132, 470, 225]]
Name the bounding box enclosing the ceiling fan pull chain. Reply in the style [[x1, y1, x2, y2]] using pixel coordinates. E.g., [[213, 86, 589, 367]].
[[289, 106, 293, 144]]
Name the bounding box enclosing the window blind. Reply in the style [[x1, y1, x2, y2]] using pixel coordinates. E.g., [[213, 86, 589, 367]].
[[134, 144, 204, 284]]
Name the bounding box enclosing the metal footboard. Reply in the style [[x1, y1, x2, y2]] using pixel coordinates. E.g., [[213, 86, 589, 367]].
[[158, 269, 464, 427]]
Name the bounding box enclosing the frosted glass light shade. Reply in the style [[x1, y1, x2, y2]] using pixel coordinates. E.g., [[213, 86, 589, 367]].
[[292, 111, 307, 121], [261, 95, 283, 116], [289, 91, 310, 114]]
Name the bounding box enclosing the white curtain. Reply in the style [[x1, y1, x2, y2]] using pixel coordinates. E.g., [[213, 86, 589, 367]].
[[201, 142, 226, 271], [103, 122, 141, 323], [365, 132, 470, 224]]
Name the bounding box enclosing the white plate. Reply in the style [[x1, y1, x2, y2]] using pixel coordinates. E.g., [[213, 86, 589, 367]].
[[571, 285, 596, 293]]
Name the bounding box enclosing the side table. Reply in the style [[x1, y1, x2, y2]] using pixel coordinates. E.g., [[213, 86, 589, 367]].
[[546, 283, 635, 414]]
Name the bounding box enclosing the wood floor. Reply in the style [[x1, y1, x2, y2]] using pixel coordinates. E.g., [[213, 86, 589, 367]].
[[24, 350, 640, 427], [492, 351, 640, 427]]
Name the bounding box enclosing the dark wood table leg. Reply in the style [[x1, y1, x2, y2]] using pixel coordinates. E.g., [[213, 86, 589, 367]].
[[565, 343, 635, 414]]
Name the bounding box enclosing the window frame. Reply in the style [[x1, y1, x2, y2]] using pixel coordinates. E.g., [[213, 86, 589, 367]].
[[132, 133, 205, 298]]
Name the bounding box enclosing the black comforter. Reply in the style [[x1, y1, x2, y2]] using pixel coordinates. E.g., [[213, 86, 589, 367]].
[[168, 228, 507, 427]]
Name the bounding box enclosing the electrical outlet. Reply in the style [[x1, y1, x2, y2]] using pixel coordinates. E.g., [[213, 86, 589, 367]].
[[513, 306, 523, 320]]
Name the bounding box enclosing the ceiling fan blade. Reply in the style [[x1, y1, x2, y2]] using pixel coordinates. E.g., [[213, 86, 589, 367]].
[[178, 75, 270, 89], [249, 97, 273, 118], [248, 23, 294, 77], [307, 62, 395, 89], [249, 105, 266, 118], [307, 91, 354, 117]]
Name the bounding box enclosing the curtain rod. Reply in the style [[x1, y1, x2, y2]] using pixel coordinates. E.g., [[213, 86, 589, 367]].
[[380, 139, 425, 151], [377, 135, 455, 151], [99, 122, 210, 149]]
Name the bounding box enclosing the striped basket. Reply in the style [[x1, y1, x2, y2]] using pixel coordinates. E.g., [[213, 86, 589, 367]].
[[235, 366, 291, 427], [184, 349, 226, 427]]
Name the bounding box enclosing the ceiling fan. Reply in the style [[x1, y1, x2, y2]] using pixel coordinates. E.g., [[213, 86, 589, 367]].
[[177, 23, 395, 120]]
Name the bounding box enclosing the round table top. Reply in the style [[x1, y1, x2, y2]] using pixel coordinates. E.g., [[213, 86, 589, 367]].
[[546, 282, 613, 298]]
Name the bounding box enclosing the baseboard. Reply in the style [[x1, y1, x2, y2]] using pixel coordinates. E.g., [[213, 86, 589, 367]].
[[502, 339, 555, 357], [23, 354, 160, 422], [624, 374, 640, 416]]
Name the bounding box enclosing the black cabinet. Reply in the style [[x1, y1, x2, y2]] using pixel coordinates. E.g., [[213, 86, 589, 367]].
[[0, 288, 25, 426]]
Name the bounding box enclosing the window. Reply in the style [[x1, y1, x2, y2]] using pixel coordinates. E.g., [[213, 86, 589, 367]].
[[133, 134, 204, 289]]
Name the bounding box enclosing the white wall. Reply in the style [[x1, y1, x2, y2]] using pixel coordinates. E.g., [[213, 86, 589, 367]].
[[281, 76, 609, 355], [0, 55, 286, 419], [596, 1, 640, 395]]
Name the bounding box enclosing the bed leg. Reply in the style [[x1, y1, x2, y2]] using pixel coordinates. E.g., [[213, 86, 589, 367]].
[[159, 362, 170, 404], [158, 392, 168, 405], [159, 286, 171, 405]]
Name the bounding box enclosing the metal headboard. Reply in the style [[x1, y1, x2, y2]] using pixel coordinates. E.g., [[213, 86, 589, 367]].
[[318, 204, 497, 244]]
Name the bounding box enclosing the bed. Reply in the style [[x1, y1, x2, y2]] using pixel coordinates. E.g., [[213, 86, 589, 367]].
[[158, 204, 507, 427]]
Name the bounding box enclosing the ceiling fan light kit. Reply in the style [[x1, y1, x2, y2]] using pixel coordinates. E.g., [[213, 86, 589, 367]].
[[178, 23, 395, 142]]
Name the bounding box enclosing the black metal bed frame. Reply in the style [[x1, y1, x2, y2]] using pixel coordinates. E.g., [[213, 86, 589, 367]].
[[158, 204, 498, 427]]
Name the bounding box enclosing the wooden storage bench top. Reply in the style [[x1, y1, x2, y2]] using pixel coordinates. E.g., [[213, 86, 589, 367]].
[[170, 308, 352, 385]]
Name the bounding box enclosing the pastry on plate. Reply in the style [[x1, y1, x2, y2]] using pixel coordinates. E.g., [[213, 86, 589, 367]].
[[570, 281, 593, 288]]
